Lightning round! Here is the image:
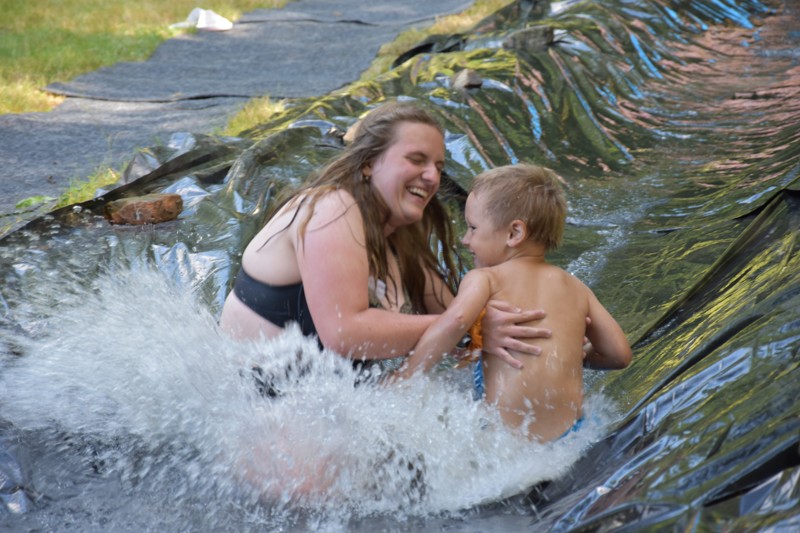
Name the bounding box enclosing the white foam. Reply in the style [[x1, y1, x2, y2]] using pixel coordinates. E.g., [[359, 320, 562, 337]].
[[0, 268, 613, 523]]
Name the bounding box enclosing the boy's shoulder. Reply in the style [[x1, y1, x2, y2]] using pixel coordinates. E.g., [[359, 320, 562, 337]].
[[492, 258, 565, 277], [538, 263, 587, 289], [494, 260, 586, 293], [460, 267, 502, 297], [462, 267, 495, 284]]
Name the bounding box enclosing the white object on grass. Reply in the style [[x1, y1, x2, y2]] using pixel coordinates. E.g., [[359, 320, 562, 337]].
[[170, 8, 234, 32]]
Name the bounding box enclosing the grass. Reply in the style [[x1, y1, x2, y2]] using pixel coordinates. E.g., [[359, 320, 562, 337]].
[[54, 167, 122, 208], [4, 0, 513, 208], [10, 166, 121, 214], [221, 96, 288, 137], [0, 0, 288, 114]]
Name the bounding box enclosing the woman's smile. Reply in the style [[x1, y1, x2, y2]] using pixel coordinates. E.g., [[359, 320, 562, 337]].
[[368, 121, 445, 233]]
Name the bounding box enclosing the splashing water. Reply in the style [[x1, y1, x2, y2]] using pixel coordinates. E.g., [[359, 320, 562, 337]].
[[0, 268, 612, 529]]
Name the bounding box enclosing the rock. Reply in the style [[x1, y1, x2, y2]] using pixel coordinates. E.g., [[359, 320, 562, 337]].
[[502, 25, 555, 51], [104, 193, 183, 225], [452, 69, 484, 90]]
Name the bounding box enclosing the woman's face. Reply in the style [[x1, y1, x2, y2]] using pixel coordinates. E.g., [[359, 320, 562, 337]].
[[366, 121, 445, 235], [462, 191, 509, 268]]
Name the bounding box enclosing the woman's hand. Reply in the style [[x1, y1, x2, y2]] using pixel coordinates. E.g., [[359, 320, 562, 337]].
[[480, 300, 550, 369]]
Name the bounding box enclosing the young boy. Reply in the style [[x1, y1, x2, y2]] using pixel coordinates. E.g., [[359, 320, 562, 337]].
[[396, 164, 632, 442]]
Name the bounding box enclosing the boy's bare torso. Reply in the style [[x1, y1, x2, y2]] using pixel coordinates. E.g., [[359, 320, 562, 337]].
[[481, 259, 588, 442]]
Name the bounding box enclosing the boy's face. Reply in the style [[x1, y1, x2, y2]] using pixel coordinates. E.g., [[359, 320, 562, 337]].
[[462, 191, 509, 268]]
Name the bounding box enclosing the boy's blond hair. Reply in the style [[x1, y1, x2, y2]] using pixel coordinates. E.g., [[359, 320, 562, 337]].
[[470, 164, 566, 250]]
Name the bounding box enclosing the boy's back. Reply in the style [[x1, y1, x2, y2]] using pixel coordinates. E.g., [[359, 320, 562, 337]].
[[481, 258, 588, 442], [396, 163, 631, 442]]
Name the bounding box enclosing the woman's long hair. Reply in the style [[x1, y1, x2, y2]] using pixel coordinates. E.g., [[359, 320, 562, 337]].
[[269, 101, 460, 312]]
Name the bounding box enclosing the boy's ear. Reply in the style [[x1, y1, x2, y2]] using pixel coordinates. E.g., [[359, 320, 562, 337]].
[[507, 220, 527, 247]]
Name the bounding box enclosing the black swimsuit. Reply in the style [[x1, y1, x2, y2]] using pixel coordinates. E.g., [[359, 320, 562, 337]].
[[233, 266, 412, 393], [232, 267, 317, 337]]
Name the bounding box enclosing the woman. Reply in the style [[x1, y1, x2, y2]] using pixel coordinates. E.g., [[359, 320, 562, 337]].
[[219, 101, 547, 368]]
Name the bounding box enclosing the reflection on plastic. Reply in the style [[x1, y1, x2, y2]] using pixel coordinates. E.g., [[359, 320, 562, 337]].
[[1, 0, 799, 530]]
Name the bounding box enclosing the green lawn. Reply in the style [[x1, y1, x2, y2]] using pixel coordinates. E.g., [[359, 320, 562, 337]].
[[0, 0, 288, 114]]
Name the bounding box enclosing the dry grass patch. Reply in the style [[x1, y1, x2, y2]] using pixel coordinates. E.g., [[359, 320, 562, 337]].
[[54, 167, 123, 209], [221, 96, 287, 137]]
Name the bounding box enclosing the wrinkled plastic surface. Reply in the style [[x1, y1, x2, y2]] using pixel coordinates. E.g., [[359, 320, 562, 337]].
[[2, 0, 799, 530]]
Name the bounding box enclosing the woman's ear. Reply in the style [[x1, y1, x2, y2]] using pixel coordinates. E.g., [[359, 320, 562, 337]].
[[362, 162, 373, 177], [507, 220, 528, 247]]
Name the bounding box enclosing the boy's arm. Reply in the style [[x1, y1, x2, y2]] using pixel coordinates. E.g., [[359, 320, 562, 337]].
[[395, 270, 492, 379], [582, 284, 632, 370]]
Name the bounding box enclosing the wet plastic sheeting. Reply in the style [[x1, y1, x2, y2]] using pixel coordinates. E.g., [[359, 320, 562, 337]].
[[2, 0, 799, 530], [533, 191, 800, 529]]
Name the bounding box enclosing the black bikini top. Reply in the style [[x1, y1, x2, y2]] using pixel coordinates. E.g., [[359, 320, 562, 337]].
[[232, 267, 317, 337], [233, 266, 413, 380]]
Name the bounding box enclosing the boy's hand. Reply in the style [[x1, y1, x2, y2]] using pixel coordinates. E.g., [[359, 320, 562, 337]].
[[480, 300, 550, 369]]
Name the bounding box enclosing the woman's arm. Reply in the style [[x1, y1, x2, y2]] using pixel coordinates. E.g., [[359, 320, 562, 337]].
[[296, 191, 437, 359]]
